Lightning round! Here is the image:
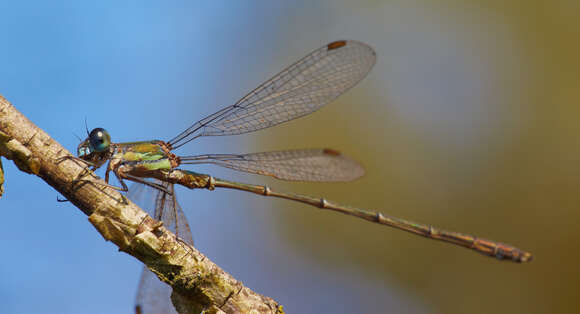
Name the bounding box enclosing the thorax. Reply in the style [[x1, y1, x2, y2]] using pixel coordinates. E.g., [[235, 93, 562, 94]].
[[111, 140, 179, 172]]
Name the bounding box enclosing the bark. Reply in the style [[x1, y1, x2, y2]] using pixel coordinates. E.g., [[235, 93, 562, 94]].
[[0, 95, 284, 314]]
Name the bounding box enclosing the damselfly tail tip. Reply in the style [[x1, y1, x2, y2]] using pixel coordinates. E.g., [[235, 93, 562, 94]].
[[497, 247, 533, 263], [519, 252, 533, 263]]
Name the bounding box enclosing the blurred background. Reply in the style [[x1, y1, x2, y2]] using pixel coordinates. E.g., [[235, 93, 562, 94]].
[[1, 1, 579, 313]]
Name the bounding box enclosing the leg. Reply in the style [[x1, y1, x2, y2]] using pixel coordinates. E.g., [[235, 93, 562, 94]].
[[121, 173, 171, 194], [58, 155, 99, 169]]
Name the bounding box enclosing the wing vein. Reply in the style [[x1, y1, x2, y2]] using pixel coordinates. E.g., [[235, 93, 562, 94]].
[[168, 40, 375, 149]]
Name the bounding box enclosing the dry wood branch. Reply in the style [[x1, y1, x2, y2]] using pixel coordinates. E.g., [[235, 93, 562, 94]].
[[0, 95, 283, 314]]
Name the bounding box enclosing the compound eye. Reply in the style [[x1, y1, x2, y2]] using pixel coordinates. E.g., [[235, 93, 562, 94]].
[[88, 128, 111, 152]]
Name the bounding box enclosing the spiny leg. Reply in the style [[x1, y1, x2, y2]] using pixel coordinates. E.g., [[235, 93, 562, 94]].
[[56, 155, 103, 201], [122, 174, 172, 194]]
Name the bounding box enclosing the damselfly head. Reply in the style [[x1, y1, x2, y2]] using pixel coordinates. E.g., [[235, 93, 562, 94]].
[[77, 128, 111, 157], [88, 128, 111, 152], [76, 128, 111, 169]]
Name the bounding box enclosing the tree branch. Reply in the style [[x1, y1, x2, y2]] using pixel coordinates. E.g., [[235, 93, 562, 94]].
[[0, 95, 283, 314]]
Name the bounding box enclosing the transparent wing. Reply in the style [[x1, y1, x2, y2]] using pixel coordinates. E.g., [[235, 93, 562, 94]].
[[128, 181, 193, 245], [130, 181, 193, 314], [134, 269, 177, 314], [168, 40, 376, 149], [180, 148, 364, 182]]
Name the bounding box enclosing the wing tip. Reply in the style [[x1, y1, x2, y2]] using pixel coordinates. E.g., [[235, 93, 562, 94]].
[[323, 148, 366, 181], [327, 40, 376, 56], [348, 161, 366, 181]]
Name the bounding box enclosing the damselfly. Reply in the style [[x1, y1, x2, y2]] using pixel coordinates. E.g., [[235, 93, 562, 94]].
[[75, 40, 532, 266]]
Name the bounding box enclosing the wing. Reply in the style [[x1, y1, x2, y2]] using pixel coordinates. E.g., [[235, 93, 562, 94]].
[[128, 181, 193, 245], [130, 182, 193, 314], [134, 269, 177, 314], [180, 148, 364, 182], [168, 40, 376, 149]]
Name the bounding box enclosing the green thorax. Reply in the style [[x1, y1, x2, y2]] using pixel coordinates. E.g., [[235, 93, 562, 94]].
[[113, 140, 173, 171]]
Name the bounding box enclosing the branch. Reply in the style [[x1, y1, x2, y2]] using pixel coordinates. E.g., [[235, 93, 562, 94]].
[[0, 95, 283, 314]]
